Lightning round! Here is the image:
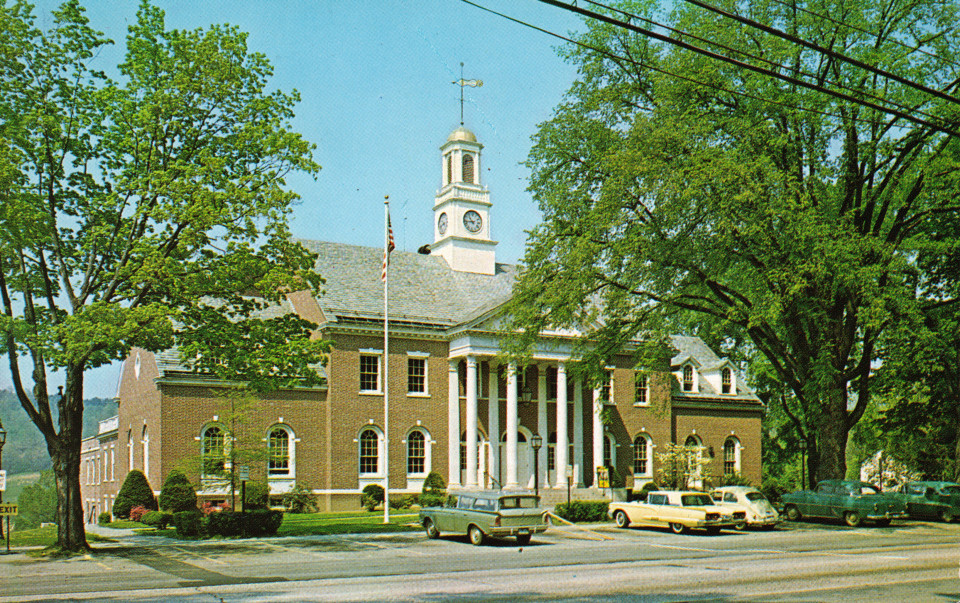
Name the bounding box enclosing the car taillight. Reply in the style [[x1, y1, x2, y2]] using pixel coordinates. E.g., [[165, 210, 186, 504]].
[[494, 516, 501, 527]]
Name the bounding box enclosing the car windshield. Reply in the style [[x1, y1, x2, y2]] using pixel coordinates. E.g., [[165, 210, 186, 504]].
[[499, 496, 538, 509], [745, 492, 767, 502], [854, 484, 880, 495], [682, 494, 714, 506]]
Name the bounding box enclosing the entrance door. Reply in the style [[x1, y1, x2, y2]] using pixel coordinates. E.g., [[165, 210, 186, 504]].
[[499, 431, 533, 489]]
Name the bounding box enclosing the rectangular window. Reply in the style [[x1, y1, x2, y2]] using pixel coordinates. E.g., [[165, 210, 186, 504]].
[[408, 357, 427, 394], [407, 433, 425, 474], [635, 372, 648, 405], [546, 366, 557, 400], [548, 445, 556, 470], [360, 354, 380, 392], [600, 371, 613, 403], [721, 368, 732, 394]]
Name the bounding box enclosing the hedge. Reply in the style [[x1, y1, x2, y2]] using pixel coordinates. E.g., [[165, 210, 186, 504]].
[[173, 510, 203, 538], [141, 511, 174, 530], [553, 500, 610, 523]]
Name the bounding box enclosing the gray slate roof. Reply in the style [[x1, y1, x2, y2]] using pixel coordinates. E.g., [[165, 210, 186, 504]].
[[670, 335, 756, 398], [299, 240, 518, 327]]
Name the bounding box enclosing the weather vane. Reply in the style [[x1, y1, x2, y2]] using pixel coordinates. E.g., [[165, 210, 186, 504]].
[[452, 62, 482, 126]]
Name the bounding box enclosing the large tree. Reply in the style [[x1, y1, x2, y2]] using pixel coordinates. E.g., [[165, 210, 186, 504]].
[[0, 1, 327, 552], [508, 0, 960, 483]]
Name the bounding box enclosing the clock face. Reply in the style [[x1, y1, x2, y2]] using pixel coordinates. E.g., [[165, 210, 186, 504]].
[[463, 210, 482, 233], [438, 212, 448, 235]]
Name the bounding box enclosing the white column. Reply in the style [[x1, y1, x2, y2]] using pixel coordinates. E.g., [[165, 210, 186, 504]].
[[592, 386, 604, 487], [537, 365, 548, 488], [447, 360, 461, 487], [573, 377, 584, 486], [465, 355, 479, 488], [555, 362, 569, 488], [505, 362, 519, 488], [488, 362, 500, 489]]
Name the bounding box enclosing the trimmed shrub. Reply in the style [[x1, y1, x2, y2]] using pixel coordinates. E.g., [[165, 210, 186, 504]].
[[420, 471, 446, 508], [113, 470, 157, 519], [361, 484, 384, 511], [141, 511, 173, 529], [390, 494, 417, 510], [243, 509, 284, 537], [98, 512, 112, 525], [631, 482, 660, 502], [173, 510, 203, 538], [207, 510, 243, 537], [129, 505, 149, 523], [243, 481, 269, 510], [283, 483, 317, 513], [554, 500, 610, 523], [159, 470, 198, 513]]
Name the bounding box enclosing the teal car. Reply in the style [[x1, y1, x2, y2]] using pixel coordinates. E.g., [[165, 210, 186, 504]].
[[782, 480, 907, 527], [419, 491, 548, 546], [893, 481, 960, 523]]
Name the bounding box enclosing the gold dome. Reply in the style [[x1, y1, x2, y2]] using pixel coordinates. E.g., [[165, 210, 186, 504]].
[[447, 126, 477, 143]]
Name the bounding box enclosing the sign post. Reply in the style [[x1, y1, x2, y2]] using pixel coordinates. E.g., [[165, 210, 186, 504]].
[[565, 465, 573, 506], [238, 466, 249, 539], [0, 504, 17, 554]]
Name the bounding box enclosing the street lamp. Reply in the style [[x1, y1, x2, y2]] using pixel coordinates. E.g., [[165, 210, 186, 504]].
[[798, 439, 807, 491], [530, 434, 543, 498]]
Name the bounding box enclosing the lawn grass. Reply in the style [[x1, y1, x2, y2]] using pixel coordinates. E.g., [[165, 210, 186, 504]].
[[277, 510, 421, 536], [4, 525, 115, 549], [101, 520, 148, 529]]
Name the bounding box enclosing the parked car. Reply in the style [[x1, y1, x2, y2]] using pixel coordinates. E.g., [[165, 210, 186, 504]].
[[418, 491, 548, 546], [609, 490, 745, 534], [709, 486, 780, 530], [892, 481, 960, 523], [782, 480, 908, 527]]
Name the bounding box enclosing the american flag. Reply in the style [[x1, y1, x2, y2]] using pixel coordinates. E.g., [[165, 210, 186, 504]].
[[381, 213, 395, 282]]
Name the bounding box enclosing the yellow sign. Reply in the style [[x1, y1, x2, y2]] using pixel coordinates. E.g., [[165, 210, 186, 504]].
[[0, 504, 17, 516], [596, 466, 610, 489]]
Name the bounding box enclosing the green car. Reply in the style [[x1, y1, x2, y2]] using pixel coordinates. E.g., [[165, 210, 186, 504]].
[[893, 481, 960, 523], [782, 479, 907, 527], [418, 491, 548, 546]]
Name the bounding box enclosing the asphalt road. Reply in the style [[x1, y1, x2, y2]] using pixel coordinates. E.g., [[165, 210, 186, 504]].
[[1, 519, 958, 602]]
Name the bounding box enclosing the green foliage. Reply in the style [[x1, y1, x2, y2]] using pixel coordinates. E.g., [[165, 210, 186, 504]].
[[141, 511, 173, 530], [243, 481, 269, 510], [113, 470, 157, 519], [631, 481, 660, 501], [244, 509, 283, 537], [389, 494, 417, 510], [656, 443, 711, 490], [97, 512, 112, 525], [207, 510, 243, 537], [554, 501, 609, 523], [506, 0, 960, 484], [15, 471, 58, 529], [361, 484, 384, 512], [158, 470, 198, 513], [173, 511, 203, 538], [420, 471, 447, 508], [282, 483, 317, 514], [718, 473, 753, 487]]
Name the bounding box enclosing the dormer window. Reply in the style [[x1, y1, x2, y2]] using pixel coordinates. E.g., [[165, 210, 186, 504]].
[[462, 154, 474, 183], [721, 368, 732, 394], [682, 365, 694, 392]]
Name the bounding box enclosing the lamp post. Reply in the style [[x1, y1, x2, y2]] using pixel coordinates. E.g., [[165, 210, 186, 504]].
[[798, 439, 807, 491], [530, 434, 543, 498]]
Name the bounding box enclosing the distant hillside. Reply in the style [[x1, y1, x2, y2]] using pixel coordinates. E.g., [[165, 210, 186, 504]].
[[0, 389, 118, 474]]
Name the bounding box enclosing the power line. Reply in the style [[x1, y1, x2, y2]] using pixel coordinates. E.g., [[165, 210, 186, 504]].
[[534, 0, 960, 137]]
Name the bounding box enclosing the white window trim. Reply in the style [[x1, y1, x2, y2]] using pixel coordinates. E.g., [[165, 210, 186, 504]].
[[359, 349, 383, 395], [405, 427, 432, 477], [634, 372, 650, 406], [406, 352, 430, 397], [357, 426, 385, 478], [633, 433, 653, 478], [720, 366, 736, 395], [267, 424, 296, 479], [602, 367, 615, 405], [680, 363, 699, 393], [723, 436, 742, 475]]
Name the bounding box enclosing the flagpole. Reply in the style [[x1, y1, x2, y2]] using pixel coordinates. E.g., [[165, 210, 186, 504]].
[[383, 196, 391, 524]]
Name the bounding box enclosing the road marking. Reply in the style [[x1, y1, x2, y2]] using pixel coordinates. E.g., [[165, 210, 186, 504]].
[[171, 546, 227, 565]]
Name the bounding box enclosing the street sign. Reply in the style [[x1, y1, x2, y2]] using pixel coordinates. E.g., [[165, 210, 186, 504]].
[[238, 465, 249, 481], [0, 504, 17, 516], [0, 470, 5, 492]]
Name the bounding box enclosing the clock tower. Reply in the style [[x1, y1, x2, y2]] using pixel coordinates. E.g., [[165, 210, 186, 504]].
[[432, 126, 497, 275]]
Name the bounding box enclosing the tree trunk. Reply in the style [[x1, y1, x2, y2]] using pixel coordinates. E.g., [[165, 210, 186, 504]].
[[815, 384, 849, 482], [50, 366, 89, 552]]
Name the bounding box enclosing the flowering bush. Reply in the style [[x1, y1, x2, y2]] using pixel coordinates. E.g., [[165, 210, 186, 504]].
[[201, 501, 231, 516], [129, 505, 150, 523]]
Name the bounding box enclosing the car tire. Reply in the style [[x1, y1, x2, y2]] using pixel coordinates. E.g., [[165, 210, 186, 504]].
[[516, 533, 531, 546], [468, 525, 485, 546], [785, 505, 801, 522], [670, 522, 686, 534], [844, 512, 862, 527], [762, 524, 777, 531], [734, 521, 747, 531], [423, 519, 439, 539], [941, 510, 954, 523], [614, 510, 630, 529], [705, 526, 721, 535]]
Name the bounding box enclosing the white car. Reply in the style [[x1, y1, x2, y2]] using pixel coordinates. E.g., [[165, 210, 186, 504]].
[[709, 486, 780, 530]]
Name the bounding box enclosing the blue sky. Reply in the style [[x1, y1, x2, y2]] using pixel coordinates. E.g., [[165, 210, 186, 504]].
[[6, 1, 585, 398]]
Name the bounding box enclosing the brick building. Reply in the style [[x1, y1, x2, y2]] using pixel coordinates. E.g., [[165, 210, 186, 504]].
[[81, 126, 764, 516]]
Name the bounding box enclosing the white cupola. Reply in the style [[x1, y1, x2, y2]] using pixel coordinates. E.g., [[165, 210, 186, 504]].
[[432, 126, 497, 274]]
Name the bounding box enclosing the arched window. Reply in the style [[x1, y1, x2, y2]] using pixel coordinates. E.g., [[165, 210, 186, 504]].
[[359, 428, 380, 475], [684, 435, 703, 488], [603, 433, 616, 467], [682, 365, 694, 392], [724, 437, 741, 475], [721, 368, 732, 394], [633, 434, 652, 477], [268, 427, 292, 476], [201, 426, 225, 477], [407, 430, 426, 475], [142, 425, 150, 477], [462, 153, 474, 183]]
